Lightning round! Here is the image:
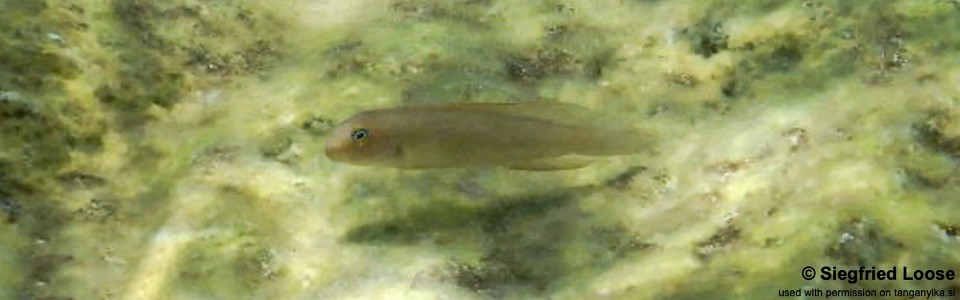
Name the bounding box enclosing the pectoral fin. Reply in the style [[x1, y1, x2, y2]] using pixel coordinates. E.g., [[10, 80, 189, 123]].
[[507, 155, 595, 171]]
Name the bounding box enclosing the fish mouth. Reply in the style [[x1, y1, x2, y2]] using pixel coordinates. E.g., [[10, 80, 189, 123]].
[[324, 140, 347, 161]]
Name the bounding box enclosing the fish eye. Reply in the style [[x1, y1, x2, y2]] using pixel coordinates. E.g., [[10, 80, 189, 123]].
[[350, 128, 369, 142]]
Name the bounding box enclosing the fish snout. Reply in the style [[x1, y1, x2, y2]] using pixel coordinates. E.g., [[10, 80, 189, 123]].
[[324, 138, 349, 161]]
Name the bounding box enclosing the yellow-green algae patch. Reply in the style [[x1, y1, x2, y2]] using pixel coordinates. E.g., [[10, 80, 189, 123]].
[[2, 0, 960, 299]]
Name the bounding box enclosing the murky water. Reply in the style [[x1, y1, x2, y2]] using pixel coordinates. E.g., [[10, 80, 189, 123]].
[[1, 1, 959, 299]]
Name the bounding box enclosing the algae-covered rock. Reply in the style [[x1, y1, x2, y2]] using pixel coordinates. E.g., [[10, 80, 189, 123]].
[[2, 0, 960, 299]]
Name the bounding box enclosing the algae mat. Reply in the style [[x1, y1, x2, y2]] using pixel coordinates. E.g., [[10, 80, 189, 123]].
[[1, 0, 959, 299]]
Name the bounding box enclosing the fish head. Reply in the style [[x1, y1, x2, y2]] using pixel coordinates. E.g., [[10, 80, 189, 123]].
[[325, 112, 403, 166]]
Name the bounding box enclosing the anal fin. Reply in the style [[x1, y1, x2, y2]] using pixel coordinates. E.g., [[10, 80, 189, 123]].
[[506, 155, 595, 171]]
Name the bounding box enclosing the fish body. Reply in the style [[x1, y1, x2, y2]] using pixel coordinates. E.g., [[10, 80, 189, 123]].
[[324, 102, 649, 170]]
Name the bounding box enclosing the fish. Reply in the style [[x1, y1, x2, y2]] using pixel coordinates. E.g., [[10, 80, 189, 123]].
[[324, 101, 653, 170]]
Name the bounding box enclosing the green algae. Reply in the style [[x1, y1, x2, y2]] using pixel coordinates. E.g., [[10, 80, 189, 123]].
[[171, 227, 280, 299], [1, 0, 295, 298], [342, 182, 656, 296], [1, 2, 88, 299], [2, 0, 960, 299]]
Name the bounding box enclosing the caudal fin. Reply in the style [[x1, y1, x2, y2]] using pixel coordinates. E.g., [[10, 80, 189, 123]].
[[575, 127, 657, 156]]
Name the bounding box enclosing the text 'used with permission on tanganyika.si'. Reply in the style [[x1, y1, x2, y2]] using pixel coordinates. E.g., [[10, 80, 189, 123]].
[[778, 265, 956, 298]]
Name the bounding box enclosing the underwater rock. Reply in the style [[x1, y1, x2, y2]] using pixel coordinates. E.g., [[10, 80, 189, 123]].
[[0, 194, 20, 223]]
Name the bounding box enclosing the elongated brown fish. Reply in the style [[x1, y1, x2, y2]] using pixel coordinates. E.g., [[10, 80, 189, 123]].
[[324, 102, 651, 170]]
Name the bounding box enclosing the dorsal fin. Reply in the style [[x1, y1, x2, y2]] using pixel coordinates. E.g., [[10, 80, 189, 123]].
[[401, 101, 626, 128]]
